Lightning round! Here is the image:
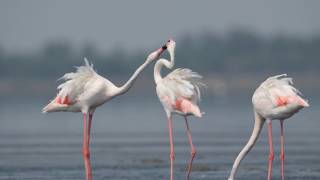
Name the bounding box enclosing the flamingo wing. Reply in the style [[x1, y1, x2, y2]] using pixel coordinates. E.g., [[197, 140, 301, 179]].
[[165, 68, 204, 101], [252, 74, 309, 119], [157, 68, 204, 117], [55, 58, 97, 105], [260, 74, 309, 107], [43, 58, 100, 113]]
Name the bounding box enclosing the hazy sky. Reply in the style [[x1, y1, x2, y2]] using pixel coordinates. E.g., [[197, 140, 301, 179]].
[[1, 0, 320, 52]]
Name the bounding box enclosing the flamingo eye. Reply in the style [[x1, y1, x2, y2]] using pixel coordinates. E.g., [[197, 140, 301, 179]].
[[168, 40, 171, 42]]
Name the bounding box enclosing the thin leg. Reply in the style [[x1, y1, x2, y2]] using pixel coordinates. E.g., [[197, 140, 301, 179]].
[[267, 120, 274, 180], [184, 117, 196, 180], [168, 115, 175, 180], [82, 113, 92, 180], [88, 113, 93, 145], [280, 120, 285, 180]]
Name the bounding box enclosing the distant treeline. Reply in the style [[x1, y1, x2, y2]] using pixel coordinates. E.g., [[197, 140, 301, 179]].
[[0, 29, 320, 78]]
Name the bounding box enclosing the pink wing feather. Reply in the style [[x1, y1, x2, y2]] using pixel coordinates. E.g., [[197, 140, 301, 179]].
[[252, 74, 309, 119], [43, 58, 97, 113], [157, 68, 204, 117], [260, 74, 309, 107]]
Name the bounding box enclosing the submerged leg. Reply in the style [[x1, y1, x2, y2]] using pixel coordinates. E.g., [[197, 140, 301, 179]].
[[267, 120, 274, 180], [82, 113, 92, 180], [168, 115, 175, 180], [184, 117, 196, 180], [280, 120, 285, 180]]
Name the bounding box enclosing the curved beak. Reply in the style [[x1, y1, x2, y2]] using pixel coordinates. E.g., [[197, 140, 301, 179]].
[[151, 39, 173, 60], [154, 42, 168, 58], [162, 44, 167, 50]]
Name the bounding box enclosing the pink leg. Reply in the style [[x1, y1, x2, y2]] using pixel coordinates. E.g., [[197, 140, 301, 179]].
[[280, 120, 285, 180], [88, 113, 93, 145], [82, 113, 92, 180], [267, 120, 274, 180], [168, 115, 175, 180], [184, 117, 196, 180]]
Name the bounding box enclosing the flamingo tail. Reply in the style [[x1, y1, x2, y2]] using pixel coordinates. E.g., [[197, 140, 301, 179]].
[[42, 101, 68, 113]]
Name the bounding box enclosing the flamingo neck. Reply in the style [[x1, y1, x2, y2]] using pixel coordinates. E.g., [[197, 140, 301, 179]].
[[228, 110, 265, 180], [117, 59, 152, 95], [154, 51, 175, 84]]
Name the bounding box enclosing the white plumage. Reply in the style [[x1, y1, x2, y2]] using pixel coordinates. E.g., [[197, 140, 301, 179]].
[[43, 58, 118, 113], [228, 74, 309, 180], [156, 68, 204, 116], [164, 68, 203, 100], [153, 39, 204, 180], [57, 58, 97, 101], [42, 45, 167, 180], [252, 74, 309, 120]]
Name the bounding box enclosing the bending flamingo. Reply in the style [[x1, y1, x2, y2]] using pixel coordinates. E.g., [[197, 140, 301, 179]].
[[228, 74, 309, 180], [154, 39, 204, 180], [42, 43, 167, 180]]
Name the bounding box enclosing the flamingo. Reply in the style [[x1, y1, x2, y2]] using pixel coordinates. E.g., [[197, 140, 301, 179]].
[[153, 39, 204, 180], [228, 74, 309, 180], [42, 43, 167, 180]]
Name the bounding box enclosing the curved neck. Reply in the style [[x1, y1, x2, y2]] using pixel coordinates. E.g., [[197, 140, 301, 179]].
[[154, 51, 175, 84], [228, 111, 265, 180], [116, 59, 151, 95]]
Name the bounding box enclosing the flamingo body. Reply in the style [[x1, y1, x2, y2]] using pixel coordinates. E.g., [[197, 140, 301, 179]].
[[43, 58, 119, 113], [228, 74, 309, 180], [252, 74, 309, 120], [156, 68, 203, 117], [154, 40, 204, 180], [42, 44, 167, 180]]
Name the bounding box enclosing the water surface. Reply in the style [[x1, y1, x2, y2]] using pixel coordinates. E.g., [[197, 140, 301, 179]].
[[0, 97, 319, 179]]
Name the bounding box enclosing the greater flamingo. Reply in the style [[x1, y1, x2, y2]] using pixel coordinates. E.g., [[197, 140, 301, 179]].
[[228, 74, 309, 180], [42, 43, 167, 180], [154, 39, 204, 180]]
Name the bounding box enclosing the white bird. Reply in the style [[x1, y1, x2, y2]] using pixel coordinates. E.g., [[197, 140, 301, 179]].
[[154, 39, 204, 180], [42, 44, 167, 180], [228, 74, 309, 180]]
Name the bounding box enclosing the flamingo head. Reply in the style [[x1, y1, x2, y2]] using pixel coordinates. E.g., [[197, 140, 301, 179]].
[[166, 38, 175, 51], [166, 38, 176, 58], [146, 39, 174, 62]]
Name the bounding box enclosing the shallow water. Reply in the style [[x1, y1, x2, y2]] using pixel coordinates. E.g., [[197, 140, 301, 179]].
[[0, 97, 319, 179]]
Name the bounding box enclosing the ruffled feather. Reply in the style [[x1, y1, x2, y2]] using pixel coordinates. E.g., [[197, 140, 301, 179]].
[[56, 57, 97, 104], [256, 74, 309, 108]]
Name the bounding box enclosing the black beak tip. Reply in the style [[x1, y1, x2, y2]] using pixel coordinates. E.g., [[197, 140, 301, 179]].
[[162, 45, 167, 50]]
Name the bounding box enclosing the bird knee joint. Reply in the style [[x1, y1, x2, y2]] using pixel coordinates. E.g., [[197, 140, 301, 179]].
[[170, 154, 175, 160], [191, 149, 196, 156], [269, 153, 274, 160], [280, 154, 285, 160], [82, 149, 90, 158]]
